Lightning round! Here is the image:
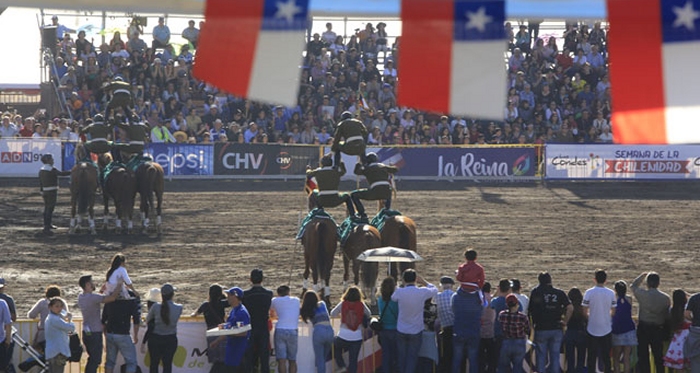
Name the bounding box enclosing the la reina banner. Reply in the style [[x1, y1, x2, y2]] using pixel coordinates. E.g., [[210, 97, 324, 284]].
[[545, 144, 700, 180]]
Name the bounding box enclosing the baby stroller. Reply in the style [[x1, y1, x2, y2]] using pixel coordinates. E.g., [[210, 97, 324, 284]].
[[10, 327, 47, 373]]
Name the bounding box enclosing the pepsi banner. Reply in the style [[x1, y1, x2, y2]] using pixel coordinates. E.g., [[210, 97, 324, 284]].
[[0, 138, 62, 176], [368, 146, 536, 179], [145, 143, 213, 176]]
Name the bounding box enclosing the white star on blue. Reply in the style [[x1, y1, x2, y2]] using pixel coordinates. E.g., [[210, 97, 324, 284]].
[[262, 0, 309, 31], [453, 0, 504, 41], [662, 0, 700, 42]]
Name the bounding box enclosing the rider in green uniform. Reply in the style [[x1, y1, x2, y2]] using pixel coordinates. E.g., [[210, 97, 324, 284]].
[[307, 155, 356, 216], [80, 114, 112, 160], [350, 152, 397, 220], [331, 111, 368, 168], [104, 76, 134, 119], [113, 115, 150, 163]]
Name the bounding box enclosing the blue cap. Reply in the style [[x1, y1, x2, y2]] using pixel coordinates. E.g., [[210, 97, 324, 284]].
[[225, 287, 244, 299]]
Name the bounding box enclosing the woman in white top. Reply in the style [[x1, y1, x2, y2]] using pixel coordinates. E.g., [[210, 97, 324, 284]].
[[103, 253, 138, 299], [330, 286, 371, 373]]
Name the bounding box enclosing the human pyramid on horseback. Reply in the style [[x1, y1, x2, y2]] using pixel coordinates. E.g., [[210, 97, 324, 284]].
[[68, 76, 164, 234], [299, 111, 415, 305]]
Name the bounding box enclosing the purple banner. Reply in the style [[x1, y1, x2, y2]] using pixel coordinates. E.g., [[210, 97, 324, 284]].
[[372, 147, 536, 178]]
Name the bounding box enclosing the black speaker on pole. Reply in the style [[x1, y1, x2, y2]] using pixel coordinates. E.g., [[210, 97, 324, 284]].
[[42, 26, 57, 57]]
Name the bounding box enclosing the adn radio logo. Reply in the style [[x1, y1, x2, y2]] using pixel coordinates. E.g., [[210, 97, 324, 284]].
[[1, 152, 42, 163]]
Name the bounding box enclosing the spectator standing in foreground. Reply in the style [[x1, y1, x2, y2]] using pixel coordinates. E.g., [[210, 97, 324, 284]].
[[211, 287, 250, 373], [529, 272, 572, 373], [452, 274, 484, 373], [480, 282, 498, 373], [631, 272, 671, 373], [435, 276, 455, 373], [77, 275, 121, 373], [101, 292, 140, 373], [686, 291, 700, 372], [391, 269, 439, 373], [377, 277, 399, 373], [611, 281, 637, 373], [28, 285, 65, 352], [564, 288, 587, 373], [270, 285, 300, 373], [44, 297, 75, 373], [331, 286, 371, 373], [192, 284, 229, 373], [0, 297, 11, 373], [242, 269, 273, 373], [583, 269, 616, 373], [147, 284, 182, 373], [497, 294, 530, 373], [300, 290, 334, 373]]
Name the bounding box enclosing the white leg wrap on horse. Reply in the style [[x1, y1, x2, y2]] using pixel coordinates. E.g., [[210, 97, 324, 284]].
[[303, 279, 309, 289], [324, 286, 331, 297], [77, 215, 82, 224], [103, 216, 109, 225], [144, 218, 150, 227], [141, 212, 146, 221], [157, 216, 162, 225], [313, 283, 321, 293], [127, 220, 133, 229], [116, 219, 122, 228], [70, 218, 76, 227], [343, 281, 348, 289], [89, 219, 95, 228]]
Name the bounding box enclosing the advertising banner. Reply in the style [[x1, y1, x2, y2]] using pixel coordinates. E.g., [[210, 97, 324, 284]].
[[145, 143, 213, 176], [545, 144, 700, 180], [214, 143, 281, 176], [0, 138, 62, 176], [278, 145, 321, 175]]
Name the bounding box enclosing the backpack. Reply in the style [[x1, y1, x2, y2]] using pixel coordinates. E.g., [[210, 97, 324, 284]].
[[341, 301, 364, 331], [68, 333, 83, 362]]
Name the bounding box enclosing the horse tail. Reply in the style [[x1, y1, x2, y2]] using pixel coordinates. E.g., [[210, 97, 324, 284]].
[[316, 221, 327, 285], [77, 166, 90, 214]]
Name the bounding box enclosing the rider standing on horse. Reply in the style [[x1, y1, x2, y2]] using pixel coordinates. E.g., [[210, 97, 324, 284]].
[[331, 111, 368, 167], [80, 114, 112, 161], [350, 152, 397, 221], [307, 155, 356, 216], [113, 115, 150, 163], [103, 76, 134, 119], [39, 154, 71, 235]]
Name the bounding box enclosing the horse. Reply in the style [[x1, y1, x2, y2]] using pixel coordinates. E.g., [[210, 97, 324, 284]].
[[98, 153, 137, 234], [341, 224, 381, 305], [379, 208, 418, 279], [302, 217, 338, 304], [69, 143, 98, 235], [134, 159, 165, 233]]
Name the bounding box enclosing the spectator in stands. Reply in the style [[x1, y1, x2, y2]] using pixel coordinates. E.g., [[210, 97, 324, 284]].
[[307, 33, 324, 62], [151, 120, 175, 143], [182, 20, 200, 49], [514, 26, 530, 54], [152, 17, 171, 49], [49, 15, 75, 41], [322, 22, 337, 45], [0, 114, 18, 138], [509, 48, 526, 72]]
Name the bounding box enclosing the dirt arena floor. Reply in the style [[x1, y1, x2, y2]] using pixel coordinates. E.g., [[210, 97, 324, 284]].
[[1, 179, 699, 317]]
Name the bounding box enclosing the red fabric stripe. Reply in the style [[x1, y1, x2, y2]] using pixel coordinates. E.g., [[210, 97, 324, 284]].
[[357, 349, 382, 373], [607, 0, 667, 144], [397, 0, 453, 113], [193, 0, 263, 96]]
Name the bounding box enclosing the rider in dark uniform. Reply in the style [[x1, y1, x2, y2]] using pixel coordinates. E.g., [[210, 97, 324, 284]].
[[80, 114, 112, 160], [350, 152, 397, 220], [39, 154, 71, 235], [331, 111, 368, 167], [113, 115, 150, 163], [306, 155, 356, 216], [104, 76, 134, 119]]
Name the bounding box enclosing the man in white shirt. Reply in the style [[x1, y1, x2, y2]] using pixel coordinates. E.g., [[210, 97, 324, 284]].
[[270, 285, 300, 373], [582, 269, 616, 373], [391, 269, 438, 373]]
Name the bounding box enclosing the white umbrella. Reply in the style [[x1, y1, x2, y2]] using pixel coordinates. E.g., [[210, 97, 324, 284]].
[[357, 246, 422, 262]]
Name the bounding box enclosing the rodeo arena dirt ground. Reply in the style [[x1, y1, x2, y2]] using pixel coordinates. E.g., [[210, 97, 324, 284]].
[[1, 178, 699, 317]]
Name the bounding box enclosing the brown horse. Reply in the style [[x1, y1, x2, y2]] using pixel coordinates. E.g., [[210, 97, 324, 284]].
[[135, 160, 164, 234], [98, 154, 137, 234], [341, 224, 381, 304], [69, 144, 98, 235], [381, 214, 418, 279], [302, 217, 338, 304]]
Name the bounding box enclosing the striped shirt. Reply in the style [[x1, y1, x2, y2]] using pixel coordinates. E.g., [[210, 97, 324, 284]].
[[498, 310, 530, 339], [435, 289, 455, 328]]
